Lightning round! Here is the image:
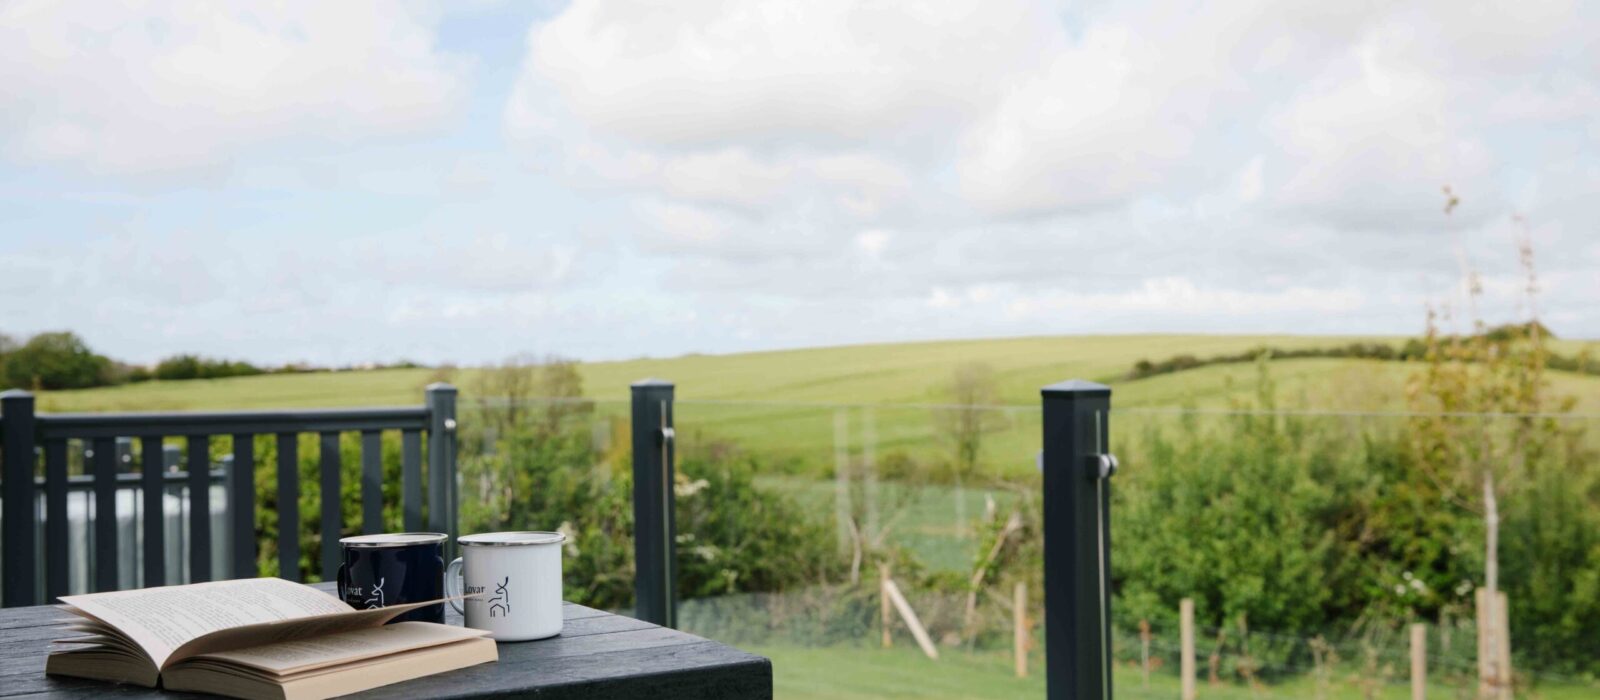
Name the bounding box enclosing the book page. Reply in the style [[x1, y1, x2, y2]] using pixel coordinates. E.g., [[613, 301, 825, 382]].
[[165, 597, 441, 667], [187, 622, 489, 676], [60, 578, 351, 668]]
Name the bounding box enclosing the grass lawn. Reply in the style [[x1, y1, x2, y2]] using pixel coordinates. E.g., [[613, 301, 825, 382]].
[[753, 643, 1600, 700]]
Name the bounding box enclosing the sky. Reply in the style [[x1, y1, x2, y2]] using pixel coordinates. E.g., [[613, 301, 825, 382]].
[[0, 0, 1596, 366]]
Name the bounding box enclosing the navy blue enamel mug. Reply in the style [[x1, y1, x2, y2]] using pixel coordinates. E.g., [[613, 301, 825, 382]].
[[336, 533, 448, 624]]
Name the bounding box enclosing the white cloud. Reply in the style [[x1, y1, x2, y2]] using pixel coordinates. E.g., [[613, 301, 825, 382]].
[[1237, 157, 1265, 203], [508, 0, 1054, 148], [0, 1, 469, 177], [956, 23, 1200, 214], [1264, 27, 1498, 228], [5, 1, 1600, 366], [855, 229, 891, 260], [1002, 277, 1366, 318]]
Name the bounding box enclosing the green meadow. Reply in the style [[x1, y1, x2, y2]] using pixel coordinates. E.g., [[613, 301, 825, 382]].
[[37, 334, 1600, 483], [750, 643, 1600, 700], [36, 333, 1600, 413]]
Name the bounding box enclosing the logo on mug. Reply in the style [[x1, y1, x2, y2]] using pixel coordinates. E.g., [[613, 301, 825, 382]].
[[489, 577, 511, 618], [365, 577, 386, 609], [449, 531, 564, 641]]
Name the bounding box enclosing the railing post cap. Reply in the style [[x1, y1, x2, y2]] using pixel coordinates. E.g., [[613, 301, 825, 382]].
[[1040, 379, 1111, 398], [0, 389, 35, 400], [424, 382, 458, 394], [631, 378, 675, 390]]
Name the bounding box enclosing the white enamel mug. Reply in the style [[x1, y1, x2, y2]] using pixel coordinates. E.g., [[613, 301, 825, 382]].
[[446, 531, 566, 641]]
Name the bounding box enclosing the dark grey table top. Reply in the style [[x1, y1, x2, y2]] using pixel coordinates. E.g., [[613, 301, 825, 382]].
[[0, 582, 771, 699]]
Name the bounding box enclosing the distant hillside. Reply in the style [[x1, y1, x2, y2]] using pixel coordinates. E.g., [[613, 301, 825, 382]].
[[34, 334, 1600, 415]]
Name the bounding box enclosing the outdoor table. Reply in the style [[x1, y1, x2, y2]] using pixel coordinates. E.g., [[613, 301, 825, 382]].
[[0, 582, 772, 699]]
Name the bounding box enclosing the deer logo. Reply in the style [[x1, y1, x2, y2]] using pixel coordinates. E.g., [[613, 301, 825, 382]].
[[488, 577, 511, 618], [364, 577, 386, 609]]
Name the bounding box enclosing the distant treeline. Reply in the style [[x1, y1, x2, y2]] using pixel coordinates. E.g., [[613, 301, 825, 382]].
[[0, 330, 422, 391], [1127, 322, 1595, 380]]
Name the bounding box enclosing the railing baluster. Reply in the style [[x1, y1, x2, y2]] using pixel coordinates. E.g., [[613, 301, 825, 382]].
[[1, 390, 38, 607], [230, 435, 255, 579], [91, 436, 118, 592], [319, 432, 341, 582], [187, 436, 211, 583], [141, 436, 165, 588], [44, 438, 69, 600], [360, 430, 382, 534], [401, 429, 422, 532], [276, 434, 300, 581]]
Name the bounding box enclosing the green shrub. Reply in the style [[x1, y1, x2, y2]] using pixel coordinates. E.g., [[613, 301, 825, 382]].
[[1, 331, 113, 390], [452, 406, 842, 610]]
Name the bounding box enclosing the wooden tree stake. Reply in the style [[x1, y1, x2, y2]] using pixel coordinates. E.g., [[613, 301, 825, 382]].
[[880, 565, 892, 649], [883, 575, 939, 660]]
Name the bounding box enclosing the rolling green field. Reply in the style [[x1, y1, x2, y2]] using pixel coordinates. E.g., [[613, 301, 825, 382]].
[[34, 333, 1600, 413], [34, 334, 1600, 480]]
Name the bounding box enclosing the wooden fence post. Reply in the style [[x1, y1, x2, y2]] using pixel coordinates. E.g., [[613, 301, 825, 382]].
[[1180, 598, 1196, 700], [1411, 623, 1426, 700], [1139, 619, 1151, 687], [1476, 588, 1489, 697], [1495, 591, 1511, 700], [1014, 581, 1028, 678]]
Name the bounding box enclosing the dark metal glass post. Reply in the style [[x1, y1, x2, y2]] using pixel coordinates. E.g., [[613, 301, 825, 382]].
[[630, 379, 676, 627], [1, 390, 37, 607], [1041, 380, 1115, 700], [425, 383, 459, 560]]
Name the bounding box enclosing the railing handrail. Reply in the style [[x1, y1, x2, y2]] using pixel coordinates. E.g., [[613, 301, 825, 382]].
[[36, 406, 429, 439]]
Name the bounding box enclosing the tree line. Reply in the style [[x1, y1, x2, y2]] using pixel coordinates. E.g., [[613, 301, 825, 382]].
[[0, 330, 419, 391], [1124, 321, 1595, 380]]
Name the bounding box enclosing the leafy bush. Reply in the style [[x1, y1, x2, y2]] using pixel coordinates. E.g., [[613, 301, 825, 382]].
[[1108, 356, 1600, 676], [153, 354, 264, 381], [453, 400, 842, 610], [1, 331, 114, 390], [1113, 370, 1368, 673]]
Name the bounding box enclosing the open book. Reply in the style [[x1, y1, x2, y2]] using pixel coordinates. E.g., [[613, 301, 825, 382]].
[[46, 577, 496, 700]]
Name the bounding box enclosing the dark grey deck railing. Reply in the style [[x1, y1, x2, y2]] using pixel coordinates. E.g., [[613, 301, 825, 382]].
[[626, 378, 1116, 698], [0, 383, 458, 608]]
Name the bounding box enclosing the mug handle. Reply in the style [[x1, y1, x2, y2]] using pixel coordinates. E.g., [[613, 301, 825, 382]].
[[446, 557, 465, 615]]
